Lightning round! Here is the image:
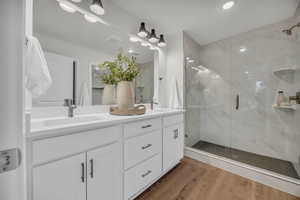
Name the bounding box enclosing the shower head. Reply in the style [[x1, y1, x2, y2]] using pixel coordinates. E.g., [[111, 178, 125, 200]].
[[282, 22, 300, 36], [282, 29, 292, 36]]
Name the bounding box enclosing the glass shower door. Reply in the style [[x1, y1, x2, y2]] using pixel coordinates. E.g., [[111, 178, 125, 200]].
[[185, 41, 233, 157]]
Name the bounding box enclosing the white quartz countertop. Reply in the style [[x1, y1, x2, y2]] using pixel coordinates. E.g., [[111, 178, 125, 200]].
[[29, 108, 185, 139]]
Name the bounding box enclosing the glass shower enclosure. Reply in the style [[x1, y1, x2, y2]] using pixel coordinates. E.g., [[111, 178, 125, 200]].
[[184, 9, 300, 182]]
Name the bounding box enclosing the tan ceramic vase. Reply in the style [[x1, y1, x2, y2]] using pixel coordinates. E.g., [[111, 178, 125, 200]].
[[117, 81, 134, 109], [102, 84, 115, 105]]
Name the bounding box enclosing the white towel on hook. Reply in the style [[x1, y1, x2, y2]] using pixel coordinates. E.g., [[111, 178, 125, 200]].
[[79, 81, 90, 106], [25, 36, 52, 98], [169, 77, 182, 108]]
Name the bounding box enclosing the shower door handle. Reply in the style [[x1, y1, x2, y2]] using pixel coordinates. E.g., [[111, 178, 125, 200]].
[[236, 94, 239, 110]]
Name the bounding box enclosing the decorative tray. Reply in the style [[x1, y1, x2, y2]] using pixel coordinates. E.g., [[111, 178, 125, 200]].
[[109, 105, 146, 116]]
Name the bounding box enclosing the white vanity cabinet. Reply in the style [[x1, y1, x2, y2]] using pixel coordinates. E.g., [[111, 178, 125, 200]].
[[30, 126, 122, 200], [28, 111, 185, 200], [86, 143, 121, 200], [33, 153, 86, 200], [163, 114, 184, 171]]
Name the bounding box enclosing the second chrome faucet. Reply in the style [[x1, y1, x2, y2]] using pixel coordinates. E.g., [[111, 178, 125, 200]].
[[64, 99, 77, 117]]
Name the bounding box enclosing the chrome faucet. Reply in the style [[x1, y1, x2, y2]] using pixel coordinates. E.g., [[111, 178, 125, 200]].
[[150, 99, 159, 110], [64, 99, 77, 118]]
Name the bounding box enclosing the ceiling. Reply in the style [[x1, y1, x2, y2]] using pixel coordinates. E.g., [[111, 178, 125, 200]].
[[111, 0, 299, 45], [33, 0, 154, 63]]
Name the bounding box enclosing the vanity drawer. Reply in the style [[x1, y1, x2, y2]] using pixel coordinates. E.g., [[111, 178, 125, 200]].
[[124, 118, 162, 138], [124, 154, 162, 199], [163, 114, 184, 127], [124, 130, 162, 169], [32, 126, 120, 165]]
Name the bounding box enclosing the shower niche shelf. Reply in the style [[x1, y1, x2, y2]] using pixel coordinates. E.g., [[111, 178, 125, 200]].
[[272, 104, 297, 111], [273, 67, 297, 77]]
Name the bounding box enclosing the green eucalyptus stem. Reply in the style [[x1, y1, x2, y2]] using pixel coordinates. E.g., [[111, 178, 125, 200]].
[[97, 52, 139, 84]]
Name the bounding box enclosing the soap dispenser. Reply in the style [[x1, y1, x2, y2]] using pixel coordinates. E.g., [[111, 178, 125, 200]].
[[276, 91, 285, 106]]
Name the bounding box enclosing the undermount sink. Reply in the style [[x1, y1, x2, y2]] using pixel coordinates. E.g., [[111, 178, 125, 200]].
[[31, 115, 107, 130], [147, 108, 171, 113], [44, 116, 106, 126]]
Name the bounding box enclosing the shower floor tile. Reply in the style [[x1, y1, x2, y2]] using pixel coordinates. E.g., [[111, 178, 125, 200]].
[[192, 140, 299, 180]]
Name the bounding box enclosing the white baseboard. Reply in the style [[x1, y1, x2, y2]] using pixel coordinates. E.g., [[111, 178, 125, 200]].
[[184, 147, 300, 197]]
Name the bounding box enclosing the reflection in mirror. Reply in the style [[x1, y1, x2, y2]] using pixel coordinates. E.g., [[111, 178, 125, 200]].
[[90, 60, 154, 105], [32, 0, 154, 107]]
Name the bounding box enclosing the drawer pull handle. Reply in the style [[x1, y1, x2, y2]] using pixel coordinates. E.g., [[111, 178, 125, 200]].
[[141, 144, 152, 150], [174, 129, 179, 139], [141, 124, 152, 129], [81, 162, 85, 183], [90, 159, 94, 179], [141, 170, 152, 178]]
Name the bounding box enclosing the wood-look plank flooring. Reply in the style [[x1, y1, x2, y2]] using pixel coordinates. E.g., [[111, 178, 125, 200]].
[[135, 157, 300, 200]]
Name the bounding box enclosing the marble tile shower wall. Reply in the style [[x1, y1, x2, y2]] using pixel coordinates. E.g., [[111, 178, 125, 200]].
[[188, 12, 300, 164]]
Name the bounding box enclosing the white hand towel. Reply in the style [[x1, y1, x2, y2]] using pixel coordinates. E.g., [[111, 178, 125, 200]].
[[169, 77, 182, 108], [79, 81, 90, 106], [25, 36, 52, 98]]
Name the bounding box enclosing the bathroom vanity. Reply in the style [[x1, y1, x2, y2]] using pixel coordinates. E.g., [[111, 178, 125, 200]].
[[26, 109, 184, 200]]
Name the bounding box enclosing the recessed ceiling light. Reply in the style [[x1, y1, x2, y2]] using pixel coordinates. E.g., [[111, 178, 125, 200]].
[[141, 41, 150, 47], [212, 74, 220, 79], [239, 46, 247, 53], [128, 49, 134, 54], [223, 1, 235, 10], [129, 36, 140, 43], [188, 59, 194, 63], [149, 45, 156, 50], [198, 65, 209, 73], [59, 1, 76, 13], [84, 14, 98, 23]]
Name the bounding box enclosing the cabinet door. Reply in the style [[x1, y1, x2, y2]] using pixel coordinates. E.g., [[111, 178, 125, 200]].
[[163, 123, 184, 171], [87, 143, 121, 200], [33, 153, 86, 200]]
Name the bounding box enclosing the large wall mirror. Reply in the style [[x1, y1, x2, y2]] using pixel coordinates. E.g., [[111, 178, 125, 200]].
[[32, 0, 155, 107]]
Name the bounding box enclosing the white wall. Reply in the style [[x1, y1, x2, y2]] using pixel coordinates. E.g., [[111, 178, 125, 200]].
[[160, 32, 184, 108], [35, 33, 114, 105], [0, 1, 25, 200]]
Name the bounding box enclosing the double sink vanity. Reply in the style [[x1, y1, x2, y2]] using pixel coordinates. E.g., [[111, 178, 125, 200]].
[[27, 1, 185, 199], [26, 108, 185, 200]]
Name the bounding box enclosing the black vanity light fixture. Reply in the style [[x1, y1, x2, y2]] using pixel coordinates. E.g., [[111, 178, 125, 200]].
[[138, 22, 148, 38], [158, 34, 166, 47], [148, 29, 159, 43], [90, 0, 105, 15], [136, 22, 166, 48]]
